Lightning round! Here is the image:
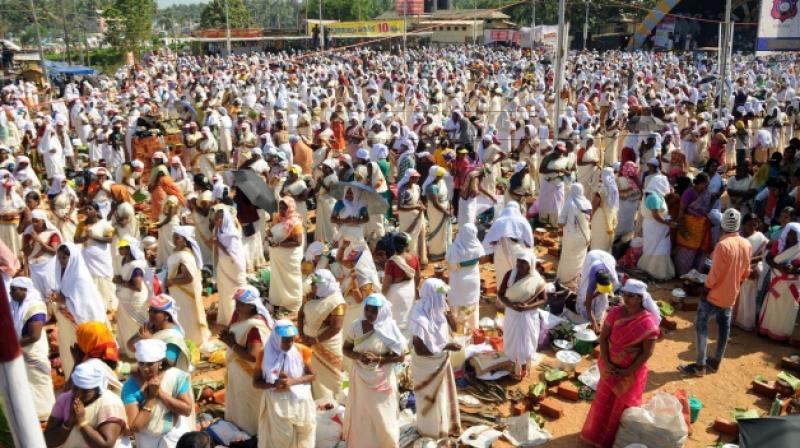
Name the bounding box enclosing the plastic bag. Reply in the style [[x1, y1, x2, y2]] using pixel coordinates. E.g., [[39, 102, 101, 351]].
[[315, 404, 344, 448], [578, 363, 600, 391], [613, 392, 688, 448]]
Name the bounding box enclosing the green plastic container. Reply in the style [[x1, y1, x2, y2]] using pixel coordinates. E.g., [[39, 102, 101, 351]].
[[689, 396, 703, 423], [574, 338, 594, 355]]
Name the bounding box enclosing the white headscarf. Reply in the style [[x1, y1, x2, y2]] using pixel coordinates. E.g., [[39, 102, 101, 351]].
[[54, 243, 106, 323], [361, 294, 406, 355], [559, 183, 592, 232], [645, 173, 671, 198], [47, 174, 68, 196], [600, 167, 619, 210], [313, 268, 341, 298], [260, 320, 310, 398], [778, 222, 800, 252], [340, 186, 364, 218], [174, 225, 203, 267], [134, 338, 167, 363], [576, 250, 619, 306], [422, 166, 451, 200], [9, 276, 43, 338], [24, 209, 59, 236], [304, 241, 327, 262], [620, 279, 661, 325], [216, 208, 246, 271], [482, 201, 534, 252], [447, 223, 484, 264], [408, 279, 450, 353], [396, 168, 419, 193], [508, 248, 537, 285], [234, 285, 274, 328], [71, 361, 108, 394]]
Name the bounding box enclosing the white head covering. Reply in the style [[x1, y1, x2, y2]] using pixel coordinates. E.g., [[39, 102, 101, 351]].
[[576, 250, 619, 306], [234, 285, 274, 327], [216, 208, 246, 271], [408, 279, 450, 353], [482, 201, 534, 252], [508, 247, 537, 285], [304, 241, 327, 262], [71, 361, 108, 393], [447, 223, 484, 264], [600, 167, 619, 210], [559, 183, 592, 232], [340, 186, 364, 219], [361, 293, 406, 355], [9, 276, 43, 338], [396, 168, 420, 193], [621, 279, 661, 324], [260, 320, 310, 398], [134, 338, 167, 363], [422, 166, 451, 200], [778, 222, 800, 252], [54, 243, 106, 323], [313, 268, 341, 298], [721, 208, 741, 233], [645, 173, 671, 197], [173, 225, 203, 267], [371, 143, 389, 161]]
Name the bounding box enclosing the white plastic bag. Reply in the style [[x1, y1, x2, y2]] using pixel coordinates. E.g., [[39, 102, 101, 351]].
[[613, 392, 688, 448], [578, 363, 600, 391]]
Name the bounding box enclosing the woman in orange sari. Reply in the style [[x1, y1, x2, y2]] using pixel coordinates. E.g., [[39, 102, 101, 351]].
[[581, 280, 660, 448], [330, 113, 347, 153], [674, 173, 712, 275], [149, 165, 186, 223]]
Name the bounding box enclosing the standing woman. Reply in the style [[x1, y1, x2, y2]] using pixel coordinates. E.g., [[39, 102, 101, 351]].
[[424, 166, 452, 262], [397, 169, 427, 264], [538, 142, 572, 227], [47, 175, 78, 244], [267, 197, 305, 317], [590, 167, 619, 252], [122, 339, 193, 448], [128, 295, 192, 372], [0, 170, 24, 255], [338, 241, 381, 338], [75, 203, 118, 315], [51, 243, 107, 378], [638, 175, 677, 280], [556, 184, 592, 287], [213, 206, 247, 325], [758, 223, 800, 340], [343, 294, 406, 448], [10, 277, 55, 421], [167, 226, 210, 348], [482, 201, 534, 292], [615, 162, 642, 243], [313, 160, 339, 244], [155, 195, 181, 269], [253, 322, 317, 448], [221, 286, 273, 435], [581, 281, 660, 448], [111, 200, 138, 274], [674, 173, 713, 276], [382, 233, 421, 334], [299, 269, 345, 400], [331, 186, 369, 245], [113, 240, 150, 358], [734, 214, 769, 331], [445, 223, 484, 334], [497, 250, 548, 379], [22, 210, 61, 298], [409, 279, 462, 439]]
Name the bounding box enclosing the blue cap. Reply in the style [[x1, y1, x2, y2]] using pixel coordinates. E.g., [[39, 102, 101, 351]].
[[276, 324, 298, 338], [364, 293, 387, 307]]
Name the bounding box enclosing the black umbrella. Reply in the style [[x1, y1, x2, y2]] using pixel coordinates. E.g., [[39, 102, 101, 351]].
[[626, 115, 665, 133], [232, 169, 277, 213], [330, 181, 389, 215], [739, 415, 800, 448]]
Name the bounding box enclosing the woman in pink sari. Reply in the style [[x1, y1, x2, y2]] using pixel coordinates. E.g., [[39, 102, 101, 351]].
[[581, 280, 660, 448]]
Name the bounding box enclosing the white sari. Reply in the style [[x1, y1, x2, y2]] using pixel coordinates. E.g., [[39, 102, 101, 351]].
[[303, 292, 346, 400], [398, 184, 427, 261], [226, 316, 270, 435], [314, 173, 338, 244], [268, 221, 304, 314], [167, 250, 210, 346], [215, 211, 247, 326], [115, 258, 150, 358], [386, 254, 417, 335], [82, 219, 117, 312], [11, 292, 55, 420], [735, 231, 769, 331]]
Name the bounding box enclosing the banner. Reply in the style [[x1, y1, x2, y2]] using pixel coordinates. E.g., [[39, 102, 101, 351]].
[[484, 29, 521, 46], [307, 20, 405, 38], [396, 0, 424, 15], [757, 0, 800, 53], [653, 16, 676, 50], [534, 25, 559, 50]]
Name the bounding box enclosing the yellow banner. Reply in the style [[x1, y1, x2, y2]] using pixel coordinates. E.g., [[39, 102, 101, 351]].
[[307, 20, 405, 38]]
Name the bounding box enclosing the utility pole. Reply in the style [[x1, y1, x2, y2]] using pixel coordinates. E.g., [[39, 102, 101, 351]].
[[583, 1, 589, 50], [553, 0, 566, 129], [28, 0, 48, 79], [224, 0, 232, 56], [319, 0, 324, 51], [718, 0, 732, 108], [472, 0, 477, 45], [59, 0, 73, 65], [531, 0, 536, 47]]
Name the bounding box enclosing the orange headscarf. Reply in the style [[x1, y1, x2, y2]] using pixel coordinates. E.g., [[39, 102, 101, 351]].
[[76, 321, 119, 362]]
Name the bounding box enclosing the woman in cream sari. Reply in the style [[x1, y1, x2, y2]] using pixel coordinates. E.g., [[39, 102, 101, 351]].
[[253, 321, 316, 448], [283, 165, 309, 227], [22, 209, 61, 298], [10, 277, 55, 421], [409, 279, 462, 439], [313, 160, 339, 244], [167, 226, 210, 347], [213, 206, 247, 325], [482, 201, 534, 290], [424, 166, 452, 261], [155, 195, 181, 268], [758, 223, 800, 340], [735, 214, 769, 331], [75, 203, 118, 314], [221, 286, 273, 435], [113, 240, 150, 358], [0, 171, 23, 255], [383, 233, 421, 334], [397, 169, 428, 264], [52, 243, 108, 378], [590, 167, 619, 252], [538, 142, 573, 227], [638, 174, 677, 281], [111, 201, 138, 274], [446, 223, 484, 334], [189, 191, 214, 267], [557, 184, 592, 287], [127, 295, 193, 372], [337, 240, 382, 339], [267, 197, 305, 316], [122, 339, 193, 448], [331, 185, 369, 244], [343, 294, 407, 448], [47, 175, 78, 243], [498, 250, 547, 379], [299, 269, 345, 400]]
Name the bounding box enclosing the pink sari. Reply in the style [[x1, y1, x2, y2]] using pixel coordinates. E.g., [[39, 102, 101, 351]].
[[581, 306, 660, 448]]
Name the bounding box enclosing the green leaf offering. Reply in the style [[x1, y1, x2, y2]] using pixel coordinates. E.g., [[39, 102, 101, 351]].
[[529, 382, 546, 398], [777, 371, 800, 391], [544, 369, 568, 383], [731, 408, 760, 420]]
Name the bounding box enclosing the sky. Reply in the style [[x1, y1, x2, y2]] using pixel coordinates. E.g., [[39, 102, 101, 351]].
[[157, 0, 209, 7]]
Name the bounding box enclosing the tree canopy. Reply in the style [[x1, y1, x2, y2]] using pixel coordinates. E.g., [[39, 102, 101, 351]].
[[200, 0, 254, 29], [103, 0, 157, 55]]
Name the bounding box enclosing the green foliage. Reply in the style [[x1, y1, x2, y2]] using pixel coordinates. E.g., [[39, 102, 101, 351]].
[[200, 0, 254, 29], [103, 0, 157, 55], [306, 0, 394, 22]]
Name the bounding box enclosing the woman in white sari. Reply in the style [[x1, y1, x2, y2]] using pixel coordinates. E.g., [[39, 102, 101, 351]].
[[113, 240, 150, 358], [10, 277, 55, 421], [538, 142, 573, 227], [313, 160, 339, 244], [52, 243, 108, 378], [283, 165, 310, 227], [75, 203, 117, 314], [637, 174, 677, 280], [111, 201, 138, 274], [482, 201, 534, 289], [382, 233, 421, 334], [758, 223, 800, 341], [221, 285, 273, 435], [424, 166, 453, 261], [590, 167, 619, 252], [122, 339, 193, 448], [213, 206, 247, 325], [343, 294, 407, 448], [299, 269, 345, 400], [615, 161, 642, 243], [397, 169, 427, 264], [331, 185, 369, 244], [446, 223, 484, 334], [253, 321, 317, 448], [167, 226, 210, 347], [0, 171, 24, 255], [498, 250, 547, 379], [735, 214, 769, 331], [190, 191, 214, 266], [267, 197, 305, 316], [557, 184, 592, 287], [338, 240, 382, 339], [47, 175, 78, 243], [409, 279, 462, 439], [155, 195, 180, 269], [22, 209, 61, 298]]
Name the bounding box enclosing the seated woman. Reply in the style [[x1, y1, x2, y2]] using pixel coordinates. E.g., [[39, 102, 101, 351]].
[[122, 339, 193, 448], [575, 250, 619, 334], [44, 363, 127, 448]]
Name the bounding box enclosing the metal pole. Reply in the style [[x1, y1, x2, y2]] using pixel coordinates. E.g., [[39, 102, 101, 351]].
[[583, 1, 589, 50], [319, 0, 324, 51], [28, 0, 48, 79], [718, 0, 732, 109], [553, 0, 566, 128], [531, 0, 536, 46], [59, 0, 73, 65], [224, 0, 232, 56], [473, 0, 477, 45]]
